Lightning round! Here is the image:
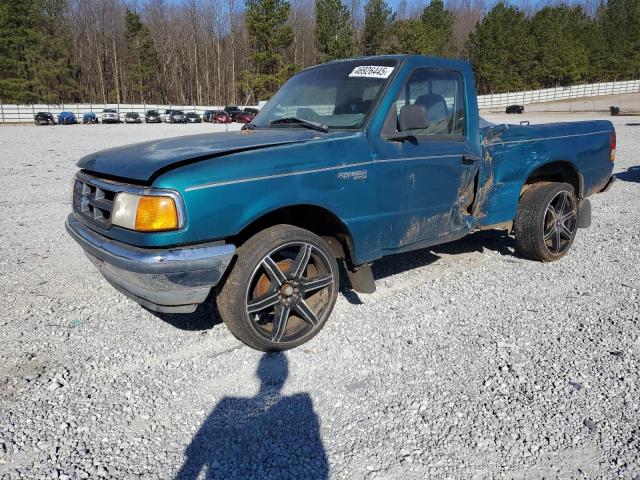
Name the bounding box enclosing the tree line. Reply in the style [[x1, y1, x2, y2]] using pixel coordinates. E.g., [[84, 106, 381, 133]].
[[0, 0, 638, 105]]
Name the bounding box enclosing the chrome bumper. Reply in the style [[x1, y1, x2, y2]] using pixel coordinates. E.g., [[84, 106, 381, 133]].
[[65, 214, 235, 313]]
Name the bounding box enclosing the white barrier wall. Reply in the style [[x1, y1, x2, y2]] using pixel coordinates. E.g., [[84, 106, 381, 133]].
[[1, 79, 639, 122], [476, 79, 640, 109], [0, 103, 258, 123]]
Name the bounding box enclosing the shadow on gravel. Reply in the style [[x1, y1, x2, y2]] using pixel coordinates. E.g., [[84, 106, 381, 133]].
[[342, 230, 517, 302], [150, 291, 223, 331], [616, 166, 640, 183], [175, 353, 328, 480], [374, 229, 517, 281]]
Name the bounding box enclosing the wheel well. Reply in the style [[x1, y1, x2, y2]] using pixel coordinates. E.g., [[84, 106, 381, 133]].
[[521, 161, 583, 198], [229, 205, 356, 264]]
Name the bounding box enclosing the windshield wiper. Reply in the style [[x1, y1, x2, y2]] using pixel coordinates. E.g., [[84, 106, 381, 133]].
[[270, 117, 329, 133]]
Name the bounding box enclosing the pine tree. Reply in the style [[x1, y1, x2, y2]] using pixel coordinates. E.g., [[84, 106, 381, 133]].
[[382, 19, 429, 54], [467, 2, 535, 93], [243, 0, 296, 101], [362, 0, 394, 56], [0, 0, 77, 103], [315, 0, 356, 61], [600, 0, 640, 79], [124, 9, 159, 103], [382, 0, 454, 57], [420, 0, 455, 57], [529, 6, 590, 87]]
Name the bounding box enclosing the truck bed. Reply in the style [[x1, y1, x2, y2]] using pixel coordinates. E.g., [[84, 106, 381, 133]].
[[475, 120, 614, 228]]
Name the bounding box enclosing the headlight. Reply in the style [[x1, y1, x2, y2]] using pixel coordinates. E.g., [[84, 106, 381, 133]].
[[112, 192, 181, 232]]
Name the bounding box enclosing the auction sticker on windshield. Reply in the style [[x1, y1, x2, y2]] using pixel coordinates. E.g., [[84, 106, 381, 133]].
[[348, 66, 394, 79]]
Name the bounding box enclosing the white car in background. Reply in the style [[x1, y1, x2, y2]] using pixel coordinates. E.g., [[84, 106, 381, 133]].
[[101, 109, 119, 124]]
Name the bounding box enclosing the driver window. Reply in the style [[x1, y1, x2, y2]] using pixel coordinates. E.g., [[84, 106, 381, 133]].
[[384, 68, 466, 137]]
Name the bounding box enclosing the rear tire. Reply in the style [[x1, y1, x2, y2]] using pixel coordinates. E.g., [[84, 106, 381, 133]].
[[217, 225, 339, 352], [514, 182, 578, 262]]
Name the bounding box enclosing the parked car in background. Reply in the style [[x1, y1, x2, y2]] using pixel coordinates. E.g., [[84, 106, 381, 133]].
[[57, 111, 77, 125], [233, 110, 256, 124], [243, 107, 259, 116], [168, 110, 186, 123], [83, 112, 98, 124], [145, 110, 161, 123], [125, 112, 142, 124], [67, 55, 616, 351], [224, 106, 241, 120], [211, 110, 232, 123], [162, 109, 174, 123], [506, 105, 525, 114], [185, 112, 201, 123], [102, 109, 119, 124], [203, 110, 214, 122], [34, 112, 55, 125]]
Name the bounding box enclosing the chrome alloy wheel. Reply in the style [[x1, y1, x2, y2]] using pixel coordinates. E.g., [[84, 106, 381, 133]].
[[245, 242, 336, 344], [543, 190, 577, 255]]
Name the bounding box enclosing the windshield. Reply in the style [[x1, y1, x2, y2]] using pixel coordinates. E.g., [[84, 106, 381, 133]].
[[147, 110, 158, 115], [104, 109, 116, 113], [173, 110, 184, 115], [252, 59, 397, 130]]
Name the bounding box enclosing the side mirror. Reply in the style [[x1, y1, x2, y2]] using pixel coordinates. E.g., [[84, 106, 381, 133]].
[[398, 104, 428, 131]]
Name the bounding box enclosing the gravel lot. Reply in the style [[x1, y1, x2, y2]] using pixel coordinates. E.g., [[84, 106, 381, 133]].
[[1, 113, 639, 479]]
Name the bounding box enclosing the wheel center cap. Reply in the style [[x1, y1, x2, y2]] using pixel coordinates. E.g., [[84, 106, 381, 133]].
[[283, 285, 294, 297]]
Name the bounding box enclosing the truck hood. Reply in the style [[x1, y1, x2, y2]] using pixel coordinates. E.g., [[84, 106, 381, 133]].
[[77, 129, 324, 182]]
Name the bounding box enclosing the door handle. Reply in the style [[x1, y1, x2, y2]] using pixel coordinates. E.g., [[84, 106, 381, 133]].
[[462, 154, 481, 165]]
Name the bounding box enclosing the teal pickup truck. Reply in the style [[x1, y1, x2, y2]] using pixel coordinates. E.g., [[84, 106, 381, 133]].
[[66, 55, 616, 351]]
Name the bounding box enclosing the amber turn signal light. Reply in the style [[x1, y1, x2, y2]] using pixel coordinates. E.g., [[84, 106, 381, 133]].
[[135, 196, 179, 231]]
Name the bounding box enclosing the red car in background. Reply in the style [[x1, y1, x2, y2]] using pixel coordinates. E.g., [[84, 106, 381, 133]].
[[207, 110, 232, 123], [233, 111, 256, 124]]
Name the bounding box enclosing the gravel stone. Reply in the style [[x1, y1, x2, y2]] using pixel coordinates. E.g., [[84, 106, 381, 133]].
[[0, 115, 639, 478]]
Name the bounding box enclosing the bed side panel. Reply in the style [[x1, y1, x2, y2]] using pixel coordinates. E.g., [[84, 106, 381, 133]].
[[475, 121, 613, 228]]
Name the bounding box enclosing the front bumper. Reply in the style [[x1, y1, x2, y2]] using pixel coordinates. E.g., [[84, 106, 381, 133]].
[[65, 214, 235, 313]]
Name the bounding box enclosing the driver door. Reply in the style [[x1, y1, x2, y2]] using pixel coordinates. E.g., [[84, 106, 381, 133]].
[[370, 67, 478, 252]]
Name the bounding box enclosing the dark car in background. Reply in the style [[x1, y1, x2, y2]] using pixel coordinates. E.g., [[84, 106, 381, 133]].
[[34, 112, 55, 125], [224, 106, 241, 120], [145, 110, 161, 123], [82, 112, 98, 124], [57, 111, 77, 125], [211, 110, 232, 123], [168, 110, 186, 123], [202, 110, 214, 122], [185, 112, 201, 123], [125, 112, 142, 124], [506, 104, 525, 114]]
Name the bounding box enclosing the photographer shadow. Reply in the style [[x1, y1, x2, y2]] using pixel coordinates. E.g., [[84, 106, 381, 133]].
[[616, 166, 640, 183], [175, 353, 328, 480]]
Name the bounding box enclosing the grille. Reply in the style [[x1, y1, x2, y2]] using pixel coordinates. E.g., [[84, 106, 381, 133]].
[[72, 176, 117, 229]]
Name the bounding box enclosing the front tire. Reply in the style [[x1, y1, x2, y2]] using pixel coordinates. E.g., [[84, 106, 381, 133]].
[[514, 182, 578, 262], [217, 225, 339, 351]]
